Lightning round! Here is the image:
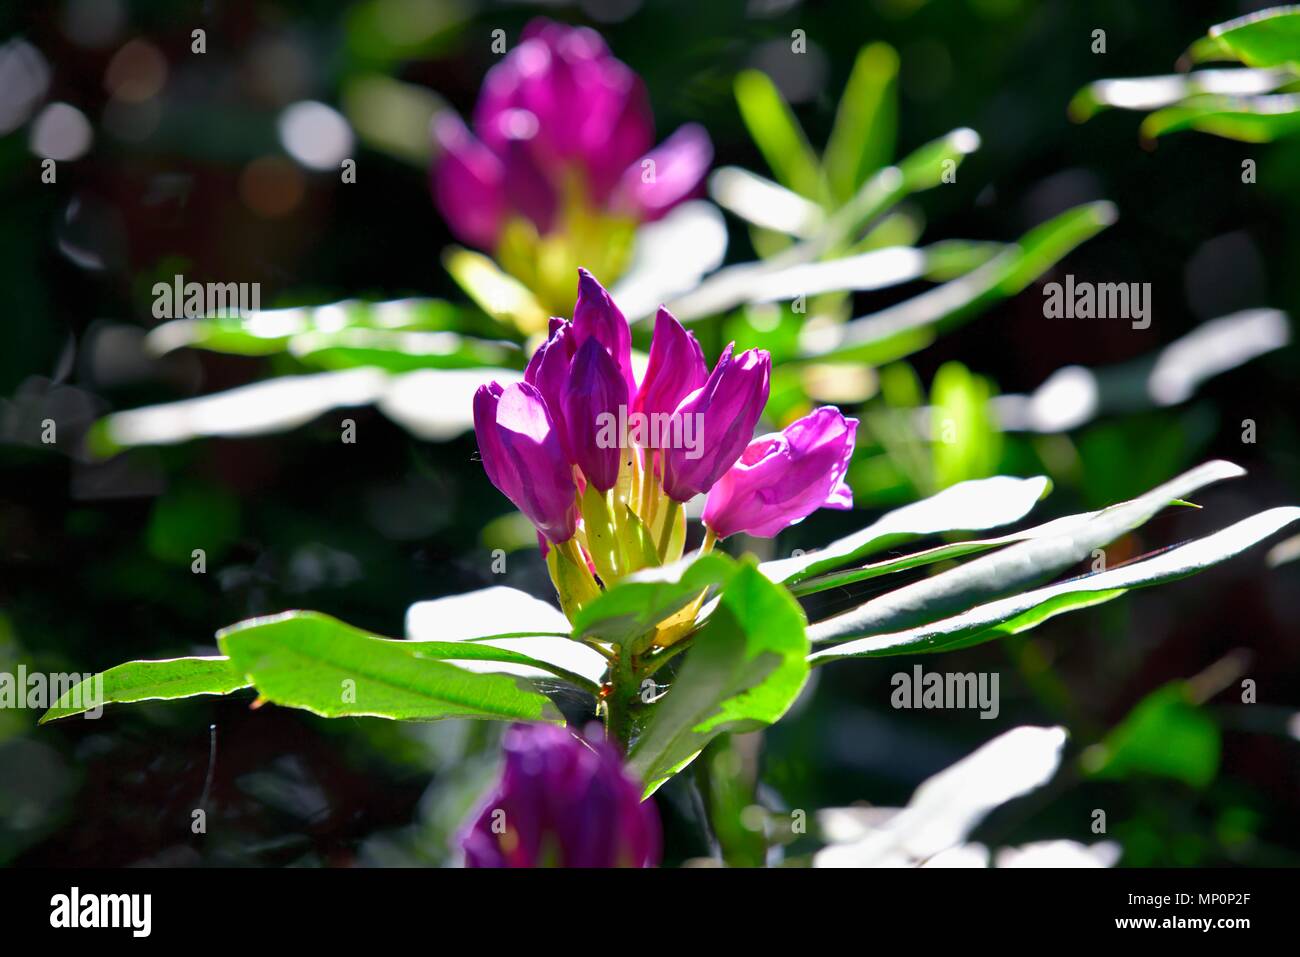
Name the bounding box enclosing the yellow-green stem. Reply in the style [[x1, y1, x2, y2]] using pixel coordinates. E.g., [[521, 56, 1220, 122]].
[[657, 498, 682, 563]]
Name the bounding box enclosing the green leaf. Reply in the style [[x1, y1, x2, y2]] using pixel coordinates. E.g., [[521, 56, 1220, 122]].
[[791, 496, 1202, 598], [1082, 682, 1219, 788], [218, 610, 563, 723], [443, 246, 549, 336], [760, 474, 1050, 585], [931, 361, 1001, 490], [809, 504, 1300, 660], [807, 460, 1246, 644], [670, 130, 978, 322], [824, 42, 899, 203], [628, 563, 810, 794], [1142, 93, 1300, 142], [804, 201, 1116, 363], [1068, 68, 1292, 122], [146, 298, 471, 358], [288, 328, 518, 373], [1208, 6, 1300, 68], [41, 657, 249, 723], [89, 366, 515, 455], [734, 69, 824, 200], [571, 553, 738, 645]]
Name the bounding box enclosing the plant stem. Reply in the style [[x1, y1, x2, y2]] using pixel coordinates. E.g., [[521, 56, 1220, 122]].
[[604, 643, 639, 755], [700, 526, 717, 555], [657, 498, 681, 563]]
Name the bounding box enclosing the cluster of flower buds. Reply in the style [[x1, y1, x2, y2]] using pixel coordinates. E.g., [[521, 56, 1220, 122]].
[[431, 19, 712, 309], [474, 270, 858, 633], [459, 723, 660, 868]]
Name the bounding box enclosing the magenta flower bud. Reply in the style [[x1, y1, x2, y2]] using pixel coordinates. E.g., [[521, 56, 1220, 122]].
[[661, 345, 771, 502], [564, 337, 629, 492], [431, 18, 709, 249], [459, 724, 660, 868], [430, 113, 506, 250], [474, 382, 577, 543], [703, 407, 858, 539], [572, 268, 636, 398], [633, 306, 707, 435], [616, 123, 713, 222], [524, 320, 576, 459]]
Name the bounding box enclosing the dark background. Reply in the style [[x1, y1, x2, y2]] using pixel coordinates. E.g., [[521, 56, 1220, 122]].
[[1, 0, 1298, 867]]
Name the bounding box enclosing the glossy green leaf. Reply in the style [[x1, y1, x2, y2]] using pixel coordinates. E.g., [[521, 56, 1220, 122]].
[[41, 656, 249, 723], [571, 553, 738, 645], [760, 473, 1050, 585], [824, 42, 899, 203], [1142, 93, 1300, 142], [734, 69, 824, 200], [1082, 682, 1220, 788], [807, 460, 1245, 644], [803, 201, 1116, 363], [1068, 68, 1292, 122], [146, 298, 469, 358], [628, 563, 810, 794], [1208, 6, 1300, 68], [810, 504, 1300, 659], [218, 610, 563, 723]]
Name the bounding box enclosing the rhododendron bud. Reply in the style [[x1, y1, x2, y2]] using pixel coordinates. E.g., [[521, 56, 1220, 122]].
[[661, 345, 771, 502], [473, 382, 577, 543], [459, 723, 660, 868], [633, 306, 707, 434], [703, 407, 858, 539], [564, 336, 628, 492]]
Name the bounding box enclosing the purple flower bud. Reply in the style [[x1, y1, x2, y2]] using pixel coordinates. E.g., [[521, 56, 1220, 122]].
[[564, 337, 629, 492], [572, 268, 636, 398], [474, 382, 577, 543], [703, 407, 857, 539], [431, 18, 709, 249], [616, 123, 713, 222], [633, 306, 707, 434], [430, 113, 506, 251], [459, 723, 660, 868], [661, 344, 771, 502], [524, 320, 576, 460]]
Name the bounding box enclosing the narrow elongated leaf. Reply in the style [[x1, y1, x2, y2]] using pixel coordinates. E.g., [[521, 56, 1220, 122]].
[[810, 505, 1300, 659], [41, 656, 249, 723], [443, 246, 548, 335], [406, 586, 607, 688], [1068, 67, 1292, 121], [824, 42, 899, 203], [993, 308, 1289, 432], [709, 166, 825, 238], [802, 202, 1116, 363], [628, 563, 810, 794], [91, 366, 521, 454], [572, 553, 738, 645], [807, 460, 1245, 643], [760, 474, 1050, 585], [734, 69, 823, 200], [218, 611, 563, 723], [287, 328, 518, 372], [669, 130, 979, 322], [1142, 92, 1300, 142], [816, 726, 1067, 867], [145, 298, 468, 358], [1208, 6, 1300, 68]]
